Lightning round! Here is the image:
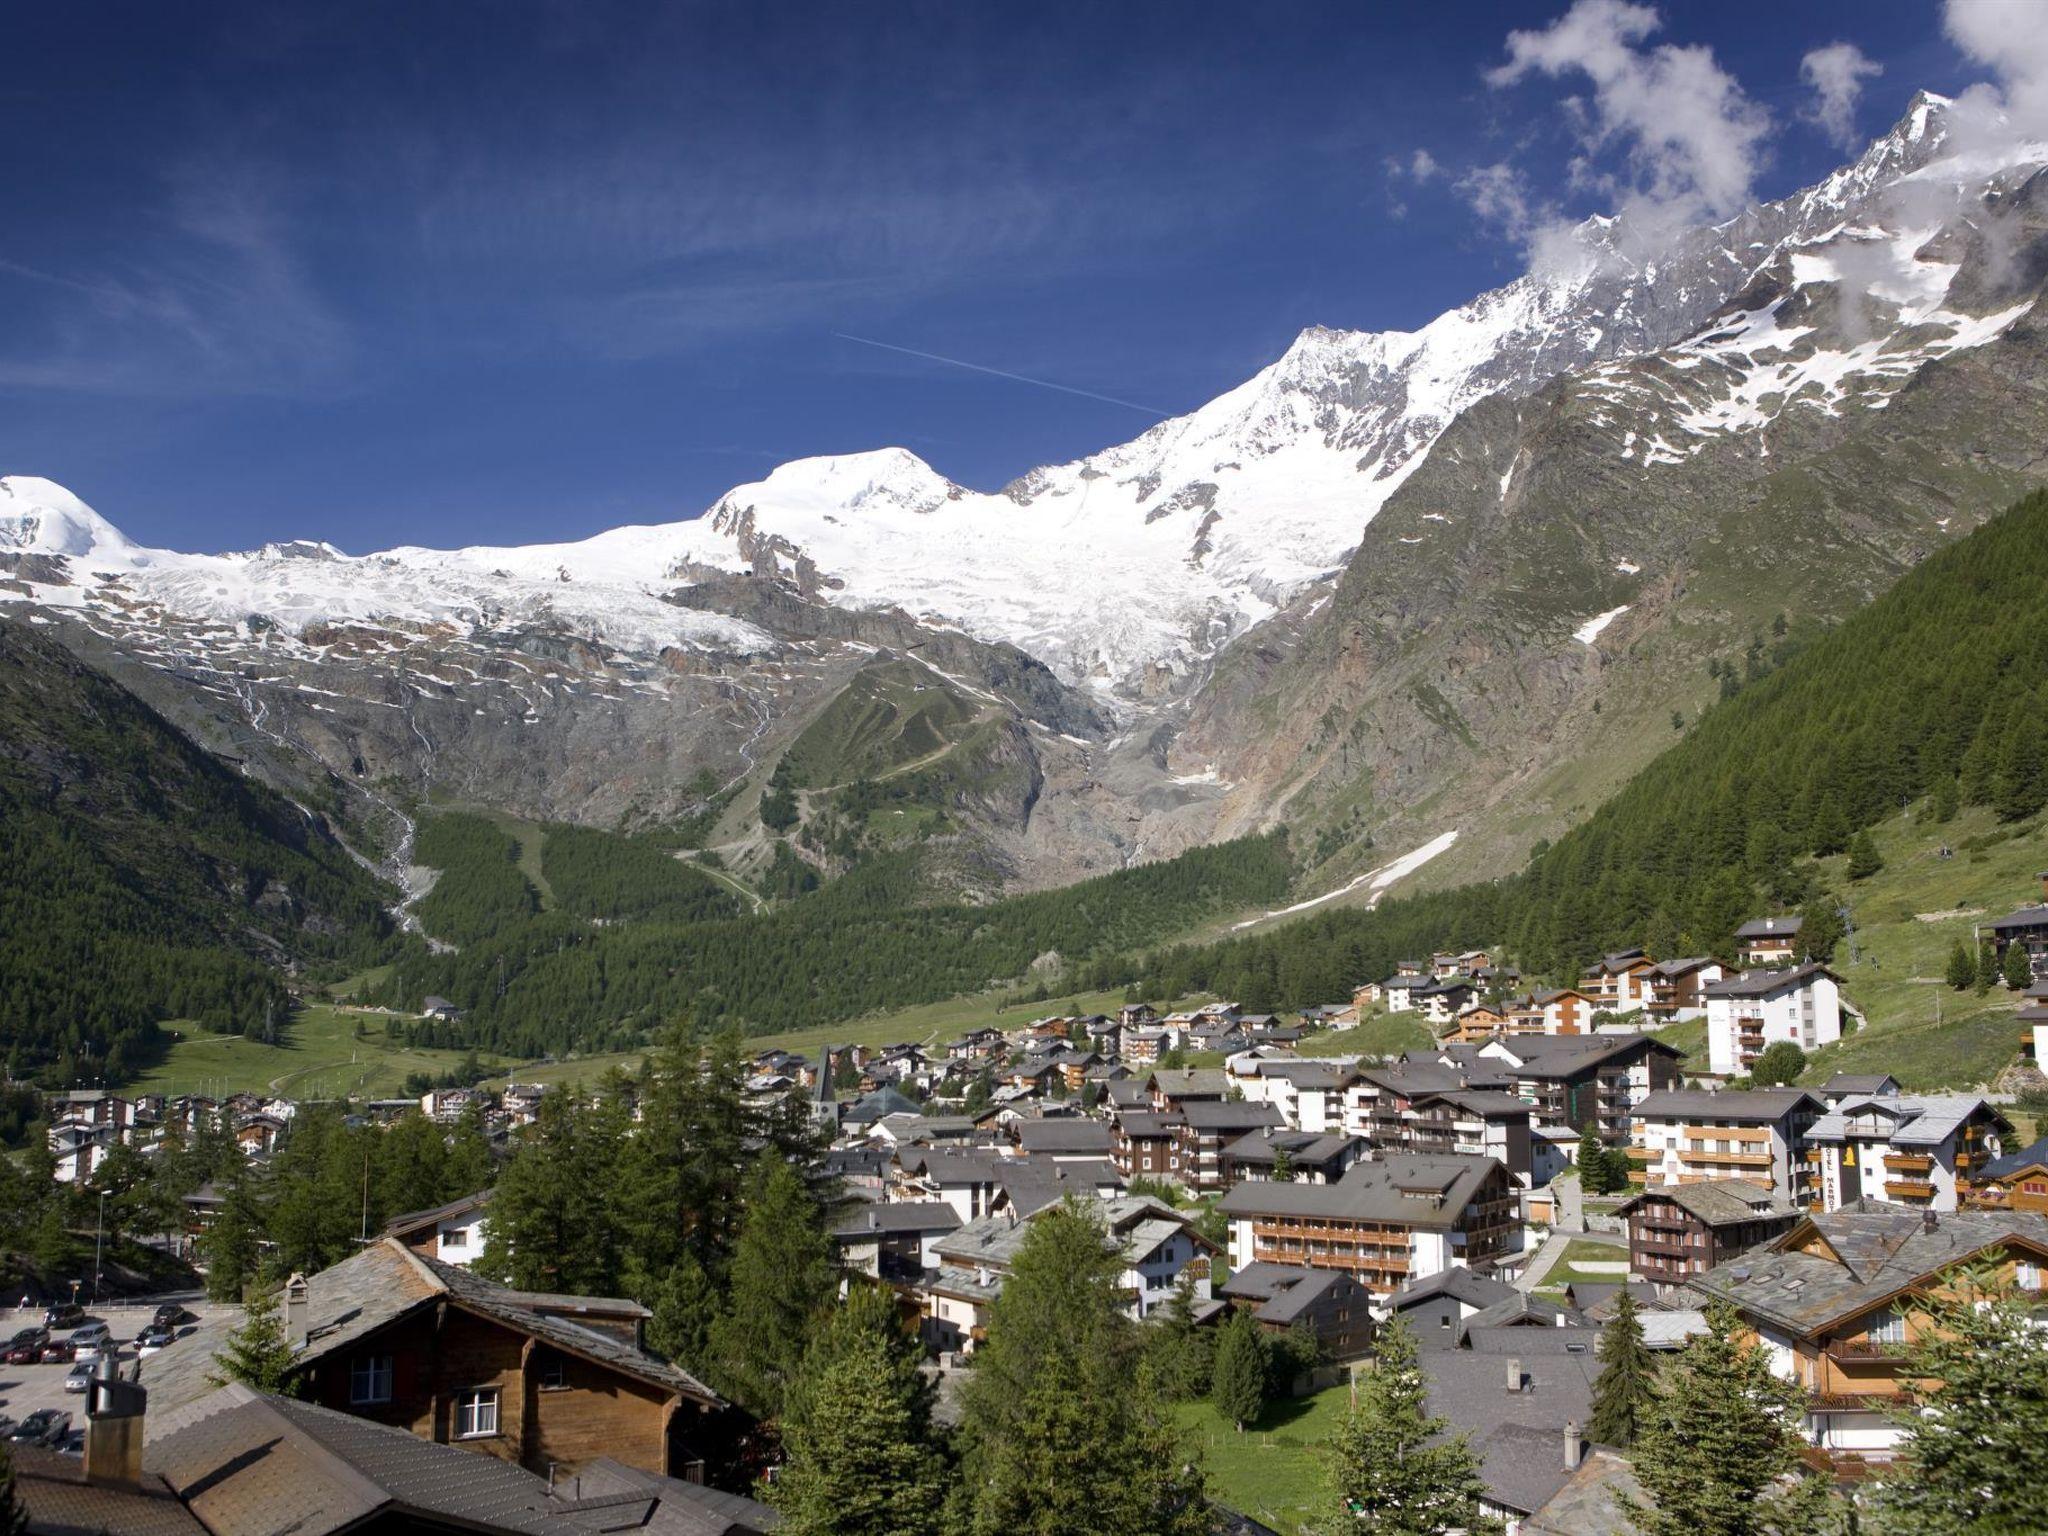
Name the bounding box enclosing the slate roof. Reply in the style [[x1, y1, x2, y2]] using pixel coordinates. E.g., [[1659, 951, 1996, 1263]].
[[1254, 1060, 1360, 1089], [1614, 1177, 1783, 1226], [1149, 1069, 1230, 1100], [1221, 1129, 1359, 1167], [1633, 1088, 1822, 1123], [1217, 1263, 1355, 1326], [1980, 1134, 2048, 1180], [1389, 1267, 1521, 1313], [1819, 1073, 1899, 1097], [1734, 916, 1803, 939], [829, 1201, 962, 1238], [11, 1443, 203, 1536], [1178, 1101, 1285, 1134], [1987, 903, 2048, 932], [382, 1186, 493, 1238], [1702, 963, 1834, 999], [1219, 1153, 1503, 1231], [1805, 1093, 2009, 1148], [1689, 1205, 2048, 1337], [842, 1087, 921, 1124], [1014, 1119, 1114, 1155], [1419, 1350, 1603, 1516], [935, 1196, 1198, 1277], [140, 1239, 717, 1419], [1118, 1110, 1186, 1138], [1523, 1447, 1645, 1536], [1455, 1292, 1589, 1339]]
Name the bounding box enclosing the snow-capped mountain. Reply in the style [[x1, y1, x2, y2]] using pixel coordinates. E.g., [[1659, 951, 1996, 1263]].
[[7, 93, 2030, 703]]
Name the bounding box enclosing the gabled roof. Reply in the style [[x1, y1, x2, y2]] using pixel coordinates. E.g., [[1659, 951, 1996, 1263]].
[[1819, 1073, 1900, 1097], [1615, 1177, 1785, 1227], [1806, 1093, 2011, 1148], [382, 1187, 493, 1239], [829, 1201, 962, 1239], [1419, 1351, 1602, 1515], [1219, 1154, 1504, 1231], [1014, 1119, 1114, 1156], [1987, 903, 2048, 931], [1633, 1088, 1822, 1123], [1702, 962, 1835, 999], [1689, 1206, 2048, 1336], [1389, 1267, 1520, 1313], [1980, 1134, 2048, 1181], [1734, 916, 1802, 939], [1178, 1101, 1285, 1134], [1149, 1068, 1231, 1099]]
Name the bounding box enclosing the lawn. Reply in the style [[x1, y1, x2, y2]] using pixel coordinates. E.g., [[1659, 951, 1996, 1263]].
[[1790, 805, 2047, 1091], [1531, 1236, 1632, 1291], [1174, 1383, 1351, 1534], [132, 1005, 514, 1102], [1295, 1009, 1432, 1059]]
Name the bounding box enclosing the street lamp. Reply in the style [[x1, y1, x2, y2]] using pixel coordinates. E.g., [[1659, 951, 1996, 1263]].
[[94, 1189, 109, 1307]]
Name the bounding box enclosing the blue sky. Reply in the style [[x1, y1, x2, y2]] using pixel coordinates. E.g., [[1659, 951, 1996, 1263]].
[[0, 1, 2004, 552]]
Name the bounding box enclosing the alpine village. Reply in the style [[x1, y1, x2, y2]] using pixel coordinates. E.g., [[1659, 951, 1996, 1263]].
[[7, 4, 2048, 1535]]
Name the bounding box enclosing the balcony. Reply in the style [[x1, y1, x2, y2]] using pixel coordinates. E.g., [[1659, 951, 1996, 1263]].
[[1883, 1153, 1933, 1175], [1683, 1148, 1774, 1168], [1824, 1338, 1908, 1364], [1885, 1178, 1936, 1201]]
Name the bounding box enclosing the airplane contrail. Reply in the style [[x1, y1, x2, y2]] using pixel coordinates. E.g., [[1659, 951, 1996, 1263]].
[[832, 333, 1169, 418]]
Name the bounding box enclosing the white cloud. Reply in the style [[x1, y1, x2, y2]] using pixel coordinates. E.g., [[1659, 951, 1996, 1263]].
[[1409, 149, 1443, 183], [1484, 0, 1770, 250], [1944, 0, 2048, 139], [1800, 42, 1883, 151]]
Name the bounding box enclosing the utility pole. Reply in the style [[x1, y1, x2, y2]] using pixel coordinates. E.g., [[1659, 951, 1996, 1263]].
[[93, 1189, 109, 1307]]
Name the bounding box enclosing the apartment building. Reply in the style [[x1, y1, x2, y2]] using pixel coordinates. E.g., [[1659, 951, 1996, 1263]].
[[1702, 963, 1843, 1077], [1218, 1153, 1519, 1296], [1629, 1088, 1826, 1208], [1807, 1092, 2016, 1213], [1616, 1178, 1796, 1292]]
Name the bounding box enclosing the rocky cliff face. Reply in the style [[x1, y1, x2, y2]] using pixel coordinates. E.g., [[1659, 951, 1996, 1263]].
[[4, 95, 2047, 902]]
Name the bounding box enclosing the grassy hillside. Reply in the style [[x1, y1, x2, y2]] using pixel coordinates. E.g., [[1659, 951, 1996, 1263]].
[[133, 1003, 514, 1101], [0, 620, 396, 1085]]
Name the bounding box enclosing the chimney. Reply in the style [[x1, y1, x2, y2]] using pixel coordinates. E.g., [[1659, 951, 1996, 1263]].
[[84, 1357, 146, 1490], [283, 1273, 311, 1348], [1564, 1419, 1584, 1472], [1923, 1209, 1938, 1234], [1505, 1357, 1523, 1393]]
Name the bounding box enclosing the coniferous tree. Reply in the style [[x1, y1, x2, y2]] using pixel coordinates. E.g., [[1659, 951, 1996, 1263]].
[[1210, 1311, 1268, 1432], [1798, 900, 1845, 966], [642, 1250, 720, 1370], [1145, 1274, 1215, 1400], [954, 1202, 1208, 1536], [200, 1163, 267, 1303], [1845, 832, 1883, 881], [208, 1287, 299, 1395], [1944, 940, 1976, 991], [1620, 1302, 1835, 1536], [770, 1283, 946, 1536], [2002, 938, 2035, 992], [703, 1157, 834, 1419], [1320, 1316, 1498, 1535], [1588, 1290, 1655, 1448], [1873, 1259, 2048, 1534], [1976, 940, 2000, 995]]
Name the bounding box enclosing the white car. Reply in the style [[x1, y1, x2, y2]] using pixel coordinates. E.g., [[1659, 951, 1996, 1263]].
[[67, 1323, 111, 1362], [135, 1328, 174, 1358]]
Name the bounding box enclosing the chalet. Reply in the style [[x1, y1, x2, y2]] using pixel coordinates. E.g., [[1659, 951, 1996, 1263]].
[[1817, 1073, 1902, 1105], [1807, 1093, 2015, 1213], [830, 1200, 961, 1281], [419, 1087, 484, 1124], [235, 1114, 286, 1158], [1615, 1178, 1796, 1292], [1386, 1267, 1521, 1347], [1245, 1059, 1358, 1132], [49, 1122, 121, 1184], [45, 1090, 135, 1131], [1644, 957, 1723, 1022], [1175, 1101, 1286, 1192], [1219, 1128, 1365, 1188], [1689, 1206, 2048, 1455], [1528, 987, 1598, 1036], [1429, 1034, 1686, 1146], [1414, 977, 1479, 1027], [1112, 1111, 1186, 1181], [945, 1028, 1006, 1063], [1218, 1153, 1519, 1295], [1441, 1003, 1507, 1043], [383, 1189, 494, 1269], [1219, 1261, 1375, 1360], [2022, 1003, 2048, 1074], [1120, 1027, 1174, 1066], [923, 1196, 1215, 1349], [1968, 1135, 2048, 1214], [1013, 1118, 1114, 1162], [139, 1238, 726, 1480], [1702, 963, 1843, 1078], [1148, 1068, 1230, 1110], [1402, 1090, 1541, 1188], [1432, 949, 1492, 979], [894, 1149, 1006, 1222], [420, 996, 466, 1022], [1983, 874, 2048, 980], [1383, 972, 1428, 1013], [1419, 1350, 1611, 1534], [1628, 1088, 1826, 1208], [1578, 950, 1659, 1013], [1734, 916, 1804, 967]]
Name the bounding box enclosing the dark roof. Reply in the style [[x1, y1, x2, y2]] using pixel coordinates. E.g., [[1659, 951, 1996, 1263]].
[[1690, 1206, 2048, 1336], [1178, 1101, 1285, 1133], [1118, 1110, 1185, 1138], [1014, 1119, 1114, 1155], [1455, 1292, 1589, 1338], [1703, 962, 1835, 999], [829, 1201, 962, 1238], [1734, 916, 1802, 939], [381, 1186, 493, 1238], [12, 1443, 204, 1536], [1523, 1447, 1645, 1536], [1980, 1134, 2048, 1180], [1479, 1034, 1684, 1076], [1819, 1073, 1900, 1096], [842, 1087, 921, 1124], [1219, 1153, 1503, 1231], [1615, 1178, 1784, 1227], [569, 1457, 782, 1535], [1149, 1069, 1231, 1099], [1221, 1129, 1359, 1167], [1988, 904, 2048, 932], [1633, 1088, 1822, 1123], [1389, 1267, 1520, 1313], [1420, 1350, 1603, 1515]]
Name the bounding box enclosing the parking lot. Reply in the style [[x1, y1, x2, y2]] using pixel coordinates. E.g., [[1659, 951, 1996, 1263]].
[[0, 1295, 225, 1453]]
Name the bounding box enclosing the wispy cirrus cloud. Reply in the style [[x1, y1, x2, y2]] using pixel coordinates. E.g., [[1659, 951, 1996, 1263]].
[[1800, 42, 1883, 152]]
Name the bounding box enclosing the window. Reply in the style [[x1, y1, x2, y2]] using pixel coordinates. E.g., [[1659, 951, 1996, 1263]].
[[536, 1354, 568, 1390], [1866, 1307, 1906, 1345], [350, 1355, 393, 1405], [440, 1225, 468, 1250], [2017, 1260, 2044, 1290], [455, 1388, 500, 1439]]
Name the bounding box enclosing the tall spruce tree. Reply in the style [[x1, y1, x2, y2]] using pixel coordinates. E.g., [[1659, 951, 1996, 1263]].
[[1944, 940, 1976, 991], [1588, 1290, 1655, 1448], [1210, 1311, 1268, 1432], [770, 1283, 946, 1536], [1873, 1258, 2048, 1534], [703, 1156, 834, 1419], [1619, 1302, 1835, 1536], [2002, 938, 2035, 992], [1320, 1315, 1498, 1535], [954, 1202, 1208, 1536]]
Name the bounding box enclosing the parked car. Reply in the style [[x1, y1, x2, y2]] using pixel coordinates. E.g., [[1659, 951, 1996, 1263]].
[[11, 1410, 71, 1448], [67, 1323, 112, 1361], [63, 1361, 93, 1394], [150, 1303, 191, 1331], [35, 1340, 74, 1365], [4, 1327, 49, 1364], [135, 1328, 174, 1358], [41, 1303, 83, 1330]]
